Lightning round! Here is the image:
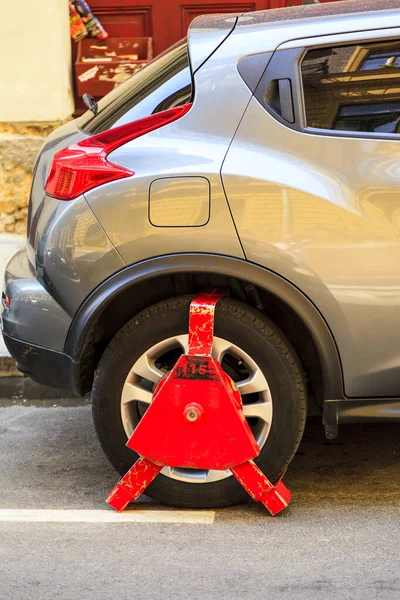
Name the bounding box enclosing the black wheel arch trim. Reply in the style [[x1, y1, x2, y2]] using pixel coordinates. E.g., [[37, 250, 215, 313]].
[[64, 253, 344, 401]]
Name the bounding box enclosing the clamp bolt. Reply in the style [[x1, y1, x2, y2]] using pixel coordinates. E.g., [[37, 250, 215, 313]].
[[183, 403, 204, 423]]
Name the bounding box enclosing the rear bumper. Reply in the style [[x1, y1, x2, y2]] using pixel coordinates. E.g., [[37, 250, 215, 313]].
[[2, 247, 71, 351], [2, 247, 82, 395], [2, 333, 82, 395]]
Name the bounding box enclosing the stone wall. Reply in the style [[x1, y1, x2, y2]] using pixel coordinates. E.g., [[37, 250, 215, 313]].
[[0, 122, 61, 234]]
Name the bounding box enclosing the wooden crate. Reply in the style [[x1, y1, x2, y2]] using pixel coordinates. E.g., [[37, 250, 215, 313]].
[[75, 37, 153, 97]]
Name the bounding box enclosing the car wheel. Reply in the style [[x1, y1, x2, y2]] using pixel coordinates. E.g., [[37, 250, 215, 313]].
[[92, 296, 307, 508]]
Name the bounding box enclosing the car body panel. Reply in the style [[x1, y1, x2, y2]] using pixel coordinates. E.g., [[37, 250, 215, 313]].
[[84, 31, 254, 264], [2, 247, 71, 351], [236, 0, 400, 38], [64, 253, 343, 402], [279, 26, 400, 52], [28, 192, 125, 317], [188, 13, 238, 72], [222, 22, 400, 398], [23, 121, 126, 319]]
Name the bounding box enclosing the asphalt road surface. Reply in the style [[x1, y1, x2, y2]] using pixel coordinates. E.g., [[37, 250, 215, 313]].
[[0, 399, 399, 600]]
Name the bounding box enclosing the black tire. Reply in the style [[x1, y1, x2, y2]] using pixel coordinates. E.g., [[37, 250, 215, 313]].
[[92, 296, 307, 508]]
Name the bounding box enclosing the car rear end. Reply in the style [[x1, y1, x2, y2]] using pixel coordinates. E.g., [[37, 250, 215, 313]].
[[1, 14, 242, 393]]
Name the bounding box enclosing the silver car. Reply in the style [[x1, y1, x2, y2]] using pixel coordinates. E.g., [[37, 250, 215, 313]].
[[3, 0, 400, 508]]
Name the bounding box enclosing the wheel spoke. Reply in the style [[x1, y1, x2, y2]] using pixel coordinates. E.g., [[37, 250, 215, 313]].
[[236, 368, 269, 395], [161, 466, 174, 478], [160, 467, 231, 483], [211, 337, 233, 362], [121, 382, 153, 406], [131, 354, 164, 384], [242, 399, 272, 424], [204, 469, 231, 483], [171, 467, 208, 482], [174, 334, 188, 353], [161, 467, 208, 482]]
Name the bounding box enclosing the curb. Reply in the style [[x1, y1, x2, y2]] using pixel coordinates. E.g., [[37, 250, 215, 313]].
[[0, 355, 22, 378], [0, 376, 81, 401], [0, 356, 84, 401]]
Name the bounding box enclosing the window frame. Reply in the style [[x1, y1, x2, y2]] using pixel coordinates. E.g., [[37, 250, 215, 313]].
[[255, 27, 400, 141], [299, 37, 400, 139], [78, 39, 193, 135]]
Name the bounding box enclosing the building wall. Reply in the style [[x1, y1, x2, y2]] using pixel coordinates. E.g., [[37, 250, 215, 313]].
[[0, 0, 73, 122], [0, 122, 61, 234]]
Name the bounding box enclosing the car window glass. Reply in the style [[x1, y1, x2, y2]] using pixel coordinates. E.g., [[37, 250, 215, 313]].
[[301, 40, 400, 134], [78, 39, 192, 134]]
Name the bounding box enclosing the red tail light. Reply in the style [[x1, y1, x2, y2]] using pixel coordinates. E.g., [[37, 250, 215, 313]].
[[45, 103, 192, 200]]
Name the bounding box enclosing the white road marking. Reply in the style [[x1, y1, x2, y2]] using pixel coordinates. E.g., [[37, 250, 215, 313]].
[[0, 509, 215, 524]]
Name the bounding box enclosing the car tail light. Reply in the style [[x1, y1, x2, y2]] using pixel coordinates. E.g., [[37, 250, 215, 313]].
[[2, 293, 11, 308], [45, 103, 192, 200]]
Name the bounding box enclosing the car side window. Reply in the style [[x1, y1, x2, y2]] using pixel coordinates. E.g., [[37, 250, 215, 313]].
[[301, 39, 400, 135]]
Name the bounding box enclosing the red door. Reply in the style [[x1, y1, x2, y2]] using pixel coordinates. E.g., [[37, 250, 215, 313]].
[[162, 1, 273, 51], [87, 1, 302, 54], [71, 0, 303, 113], [85, 0, 164, 54]]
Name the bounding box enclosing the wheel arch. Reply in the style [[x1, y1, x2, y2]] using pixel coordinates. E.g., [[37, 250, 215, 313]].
[[65, 253, 344, 402]]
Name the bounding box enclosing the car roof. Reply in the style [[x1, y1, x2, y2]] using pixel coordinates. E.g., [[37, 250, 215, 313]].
[[237, 0, 400, 28], [190, 1, 400, 63]]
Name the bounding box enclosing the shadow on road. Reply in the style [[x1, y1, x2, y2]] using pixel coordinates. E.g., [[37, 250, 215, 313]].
[[289, 419, 399, 507], [0, 405, 398, 511]]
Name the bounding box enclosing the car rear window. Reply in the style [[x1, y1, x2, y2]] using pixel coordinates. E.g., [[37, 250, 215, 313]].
[[78, 39, 192, 134]]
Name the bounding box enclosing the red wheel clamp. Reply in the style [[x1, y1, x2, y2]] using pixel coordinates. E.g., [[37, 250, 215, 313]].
[[107, 290, 292, 516]]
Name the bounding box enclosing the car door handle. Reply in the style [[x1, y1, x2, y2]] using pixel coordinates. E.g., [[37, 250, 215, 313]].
[[261, 77, 295, 124], [277, 79, 295, 124]]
